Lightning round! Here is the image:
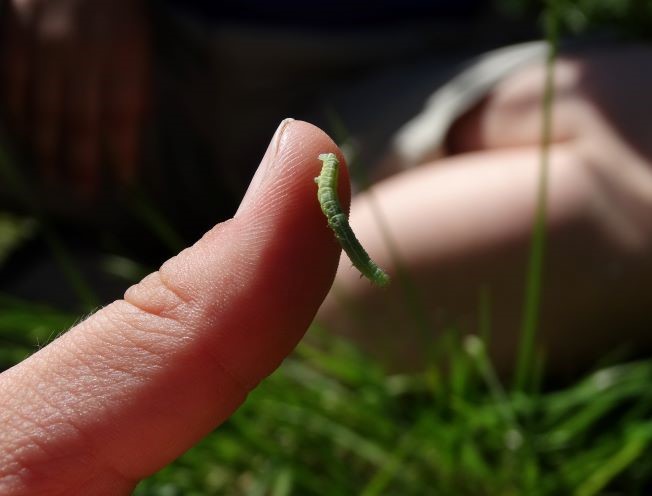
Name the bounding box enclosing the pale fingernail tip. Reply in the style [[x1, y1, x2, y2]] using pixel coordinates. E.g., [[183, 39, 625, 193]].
[[272, 117, 295, 157], [235, 117, 294, 217]]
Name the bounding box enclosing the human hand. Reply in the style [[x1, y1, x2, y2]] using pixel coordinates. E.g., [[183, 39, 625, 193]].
[[1, 0, 150, 198], [318, 46, 652, 374], [0, 120, 348, 494]]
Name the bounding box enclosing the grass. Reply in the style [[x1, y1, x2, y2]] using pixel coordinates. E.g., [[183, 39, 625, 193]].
[[1, 285, 651, 495], [1, 0, 652, 494], [514, 0, 559, 394], [131, 333, 652, 495]]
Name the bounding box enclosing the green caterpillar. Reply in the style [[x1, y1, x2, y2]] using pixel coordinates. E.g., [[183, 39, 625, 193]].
[[315, 153, 390, 287]]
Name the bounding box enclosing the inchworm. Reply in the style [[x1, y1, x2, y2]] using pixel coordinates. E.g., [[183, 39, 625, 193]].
[[315, 153, 390, 287]]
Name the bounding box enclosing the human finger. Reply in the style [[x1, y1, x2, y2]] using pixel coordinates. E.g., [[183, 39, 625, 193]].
[[0, 119, 347, 494]]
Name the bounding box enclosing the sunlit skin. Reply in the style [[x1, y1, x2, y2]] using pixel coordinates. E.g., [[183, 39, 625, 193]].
[[318, 47, 652, 375], [2, 0, 652, 490], [0, 120, 350, 495]]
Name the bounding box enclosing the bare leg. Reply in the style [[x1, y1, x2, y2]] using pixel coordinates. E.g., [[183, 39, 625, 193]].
[[317, 46, 652, 375]]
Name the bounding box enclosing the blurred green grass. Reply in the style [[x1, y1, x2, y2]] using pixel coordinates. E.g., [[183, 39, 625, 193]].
[[2, 286, 652, 494], [133, 334, 652, 495], [1, 0, 652, 494]]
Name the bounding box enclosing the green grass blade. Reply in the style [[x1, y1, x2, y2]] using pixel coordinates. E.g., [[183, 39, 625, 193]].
[[514, 0, 560, 393], [574, 425, 652, 496]]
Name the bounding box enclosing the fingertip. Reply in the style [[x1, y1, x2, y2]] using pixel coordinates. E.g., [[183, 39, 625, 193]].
[[237, 119, 350, 221], [282, 119, 351, 209], [193, 119, 349, 388]]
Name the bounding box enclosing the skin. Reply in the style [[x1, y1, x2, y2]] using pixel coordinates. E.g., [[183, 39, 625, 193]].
[[0, 120, 350, 495], [317, 46, 652, 375], [1, 8, 650, 488], [0, 0, 150, 198]]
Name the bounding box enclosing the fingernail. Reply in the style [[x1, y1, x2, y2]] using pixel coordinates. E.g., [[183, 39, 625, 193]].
[[235, 118, 294, 217]]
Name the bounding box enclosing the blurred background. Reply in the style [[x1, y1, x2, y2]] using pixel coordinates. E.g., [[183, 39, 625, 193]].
[[2, 0, 652, 494]]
